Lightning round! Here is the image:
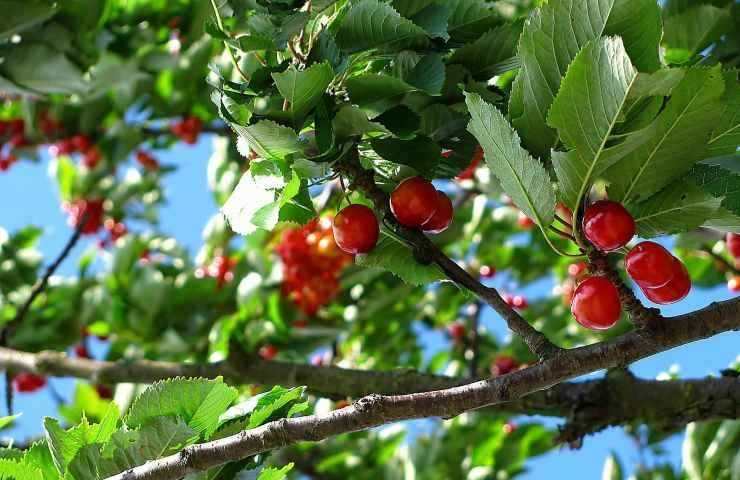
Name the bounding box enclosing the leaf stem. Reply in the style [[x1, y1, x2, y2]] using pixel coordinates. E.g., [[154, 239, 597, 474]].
[[209, 0, 250, 83]]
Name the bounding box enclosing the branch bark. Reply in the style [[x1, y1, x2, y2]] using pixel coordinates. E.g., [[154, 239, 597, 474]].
[[105, 295, 740, 480], [334, 152, 560, 359]]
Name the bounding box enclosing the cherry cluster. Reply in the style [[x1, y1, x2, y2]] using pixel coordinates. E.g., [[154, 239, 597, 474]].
[[0, 118, 27, 171], [571, 201, 691, 330], [170, 116, 203, 144], [195, 253, 237, 289], [333, 176, 454, 255], [276, 217, 353, 316], [51, 134, 102, 169]]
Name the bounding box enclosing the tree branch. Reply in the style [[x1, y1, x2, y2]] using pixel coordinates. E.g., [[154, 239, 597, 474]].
[[334, 152, 561, 360], [106, 296, 740, 480]]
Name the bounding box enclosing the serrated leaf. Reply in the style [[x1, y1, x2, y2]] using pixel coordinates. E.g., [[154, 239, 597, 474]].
[[258, 463, 294, 480], [370, 136, 442, 175], [236, 34, 276, 51], [690, 163, 740, 216], [392, 0, 435, 17], [465, 92, 555, 228], [605, 66, 725, 204], [333, 105, 389, 139], [355, 235, 445, 285], [405, 54, 445, 95], [547, 37, 637, 209], [632, 180, 722, 237], [663, 4, 731, 61], [231, 121, 303, 161], [335, 0, 428, 52], [21, 441, 56, 480], [603, 0, 661, 72], [509, 0, 661, 157], [345, 75, 416, 115], [0, 458, 42, 480], [248, 386, 306, 429], [445, 0, 500, 42], [4, 43, 87, 95], [0, 1, 57, 39], [448, 23, 522, 78], [418, 104, 467, 141], [126, 378, 237, 438], [627, 69, 686, 99], [271, 62, 334, 125], [410, 3, 450, 40], [704, 208, 740, 233], [708, 70, 740, 157]]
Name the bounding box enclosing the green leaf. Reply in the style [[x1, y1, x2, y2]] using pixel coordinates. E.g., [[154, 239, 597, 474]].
[[405, 54, 445, 95], [345, 75, 416, 116], [0, 458, 42, 480], [3, 43, 87, 95], [0, 414, 19, 430], [392, 0, 436, 17], [126, 378, 238, 438], [603, 0, 662, 72], [22, 441, 57, 480], [236, 34, 276, 51], [448, 23, 522, 78], [370, 136, 442, 176], [445, 0, 500, 42], [418, 104, 468, 141], [632, 180, 722, 237], [690, 162, 740, 216], [258, 463, 294, 480], [708, 70, 740, 157], [222, 161, 285, 235], [663, 4, 731, 62], [465, 92, 555, 228], [605, 66, 725, 204], [547, 37, 638, 209], [409, 3, 450, 41], [335, 0, 428, 52], [247, 386, 306, 429], [601, 453, 623, 480], [355, 235, 445, 285], [0, 1, 58, 39], [271, 62, 334, 125], [509, 0, 661, 157], [704, 207, 740, 234], [231, 120, 303, 160], [627, 69, 686, 99], [333, 105, 389, 139]]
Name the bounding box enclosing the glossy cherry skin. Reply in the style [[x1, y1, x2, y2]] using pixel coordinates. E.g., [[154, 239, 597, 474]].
[[727, 233, 740, 259], [13, 372, 47, 393], [422, 190, 453, 234], [333, 204, 379, 255], [582, 200, 635, 251], [390, 176, 438, 227], [626, 241, 676, 288], [642, 258, 691, 305], [571, 276, 622, 330]]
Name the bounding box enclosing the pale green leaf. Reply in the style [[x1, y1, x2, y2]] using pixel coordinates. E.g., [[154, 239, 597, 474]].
[[632, 180, 722, 237], [509, 0, 662, 157], [332, 105, 389, 139], [345, 75, 416, 115], [548, 37, 637, 209], [4, 43, 87, 95], [355, 235, 445, 285], [448, 23, 522, 78], [126, 378, 238, 438], [247, 386, 306, 429], [0, 459, 42, 480], [335, 0, 428, 52], [465, 92, 555, 228], [258, 463, 294, 480], [0, 414, 20, 431], [271, 62, 334, 124], [601, 453, 623, 480], [231, 120, 303, 161], [708, 70, 740, 157], [663, 4, 731, 61], [627, 69, 686, 100], [704, 208, 740, 233], [691, 163, 740, 216], [605, 66, 725, 204]]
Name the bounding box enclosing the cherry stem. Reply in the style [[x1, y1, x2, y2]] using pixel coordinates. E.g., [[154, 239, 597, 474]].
[[554, 213, 572, 227], [549, 225, 576, 241]]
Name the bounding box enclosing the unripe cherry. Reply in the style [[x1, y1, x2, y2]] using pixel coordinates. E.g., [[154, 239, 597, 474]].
[[422, 190, 453, 234], [626, 241, 676, 288], [642, 258, 691, 305], [333, 204, 379, 255], [571, 276, 621, 330], [390, 176, 438, 227], [727, 233, 740, 259], [582, 200, 635, 251]]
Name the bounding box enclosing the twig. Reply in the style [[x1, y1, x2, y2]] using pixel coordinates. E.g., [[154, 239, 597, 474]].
[[701, 244, 740, 275], [105, 295, 740, 480]]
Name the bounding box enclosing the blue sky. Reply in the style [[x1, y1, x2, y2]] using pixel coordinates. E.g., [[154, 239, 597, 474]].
[[1, 136, 737, 478]]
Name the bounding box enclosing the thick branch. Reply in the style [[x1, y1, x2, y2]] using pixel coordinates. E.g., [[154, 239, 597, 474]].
[[334, 154, 560, 359], [107, 296, 740, 480]]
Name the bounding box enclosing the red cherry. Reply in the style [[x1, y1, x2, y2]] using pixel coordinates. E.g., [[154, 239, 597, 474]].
[[642, 258, 691, 305], [422, 190, 453, 234], [332, 204, 379, 255], [728, 276, 740, 293], [136, 150, 159, 171], [491, 355, 518, 376], [74, 344, 90, 358], [556, 202, 574, 224], [82, 147, 102, 169], [9, 133, 28, 148], [446, 321, 466, 341], [104, 218, 128, 241], [390, 176, 439, 228], [456, 145, 483, 180], [568, 262, 588, 278], [53, 139, 76, 156], [517, 211, 535, 229], [259, 344, 278, 360], [8, 119, 24, 136], [71, 135, 92, 152], [511, 295, 528, 310], [503, 421, 517, 435], [95, 384, 114, 399], [0, 155, 15, 172], [571, 276, 621, 330], [479, 265, 496, 278], [626, 241, 676, 289], [582, 200, 635, 251], [13, 372, 46, 393], [727, 233, 740, 259], [0, 120, 8, 136], [65, 199, 105, 235]]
